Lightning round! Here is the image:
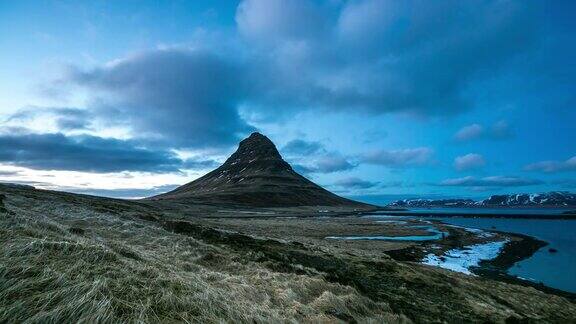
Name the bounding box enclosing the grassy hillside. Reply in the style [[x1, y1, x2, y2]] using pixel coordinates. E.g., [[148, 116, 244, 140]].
[[1, 185, 575, 323], [0, 186, 402, 323]]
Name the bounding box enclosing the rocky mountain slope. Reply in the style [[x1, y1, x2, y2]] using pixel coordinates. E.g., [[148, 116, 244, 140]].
[[150, 132, 369, 207], [388, 191, 576, 208]]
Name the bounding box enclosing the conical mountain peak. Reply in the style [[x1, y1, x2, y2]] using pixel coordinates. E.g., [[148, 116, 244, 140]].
[[223, 132, 284, 167], [150, 133, 369, 207]]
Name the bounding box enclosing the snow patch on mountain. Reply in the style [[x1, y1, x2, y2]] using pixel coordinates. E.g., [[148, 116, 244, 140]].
[[388, 191, 576, 207]]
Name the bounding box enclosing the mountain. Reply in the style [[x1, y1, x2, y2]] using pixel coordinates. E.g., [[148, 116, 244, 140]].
[[388, 192, 576, 208], [478, 192, 576, 207], [387, 198, 476, 208], [149, 132, 370, 208]]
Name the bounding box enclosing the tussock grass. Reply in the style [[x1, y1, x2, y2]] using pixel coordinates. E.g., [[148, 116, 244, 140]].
[[0, 190, 403, 323], [3, 187, 576, 323]]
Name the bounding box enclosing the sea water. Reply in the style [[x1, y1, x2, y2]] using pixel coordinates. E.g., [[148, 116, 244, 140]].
[[435, 216, 576, 293]]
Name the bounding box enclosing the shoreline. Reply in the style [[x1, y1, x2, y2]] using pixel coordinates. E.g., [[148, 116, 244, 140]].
[[386, 225, 576, 300], [367, 210, 576, 220], [471, 231, 576, 300]]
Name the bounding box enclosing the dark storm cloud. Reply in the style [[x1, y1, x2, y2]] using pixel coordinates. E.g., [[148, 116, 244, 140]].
[[439, 176, 543, 188], [66, 49, 255, 149], [0, 133, 183, 173]]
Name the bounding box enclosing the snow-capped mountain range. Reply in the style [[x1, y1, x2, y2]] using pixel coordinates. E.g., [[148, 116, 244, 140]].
[[388, 191, 576, 207]]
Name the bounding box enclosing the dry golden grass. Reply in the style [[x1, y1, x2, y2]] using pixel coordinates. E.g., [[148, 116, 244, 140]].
[[0, 189, 405, 323], [3, 186, 576, 323]]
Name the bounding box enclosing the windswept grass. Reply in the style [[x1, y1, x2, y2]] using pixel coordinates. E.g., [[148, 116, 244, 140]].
[[2, 186, 576, 323], [0, 188, 404, 323]]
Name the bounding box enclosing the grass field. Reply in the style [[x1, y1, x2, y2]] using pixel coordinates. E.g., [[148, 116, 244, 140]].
[[1, 185, 575, 323], [0, 187, 403, 323]]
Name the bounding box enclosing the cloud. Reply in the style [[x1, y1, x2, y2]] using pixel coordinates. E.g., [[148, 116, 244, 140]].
[[454, 153, 486, 171], [65, 48, 255, 149], [0, 132, 185, 173], [440, 175, 543, 188], [236, 0, 327, 44], [333, 177, 379, 189], [20, 0, 549, 179], [235, 0, 537, 117], [293, 153, 356, 174], [490, 120, 513, 139], [62, 184, 180, 199], [454, 124, 484, 141], [0, 170, 20, 176], [360, 147, 434, 167], [0, 180, 49, 188], [7, 107, 93, 131], [454, 121, 513, 142], [282, 139, 324, 155], [310, 154, 357, 173], [552, 179, 576, 189], [524, 156, 576, 173], [40, 0, 537, 152], [182, 159, 220, 170], [284, 141, 356, 174]]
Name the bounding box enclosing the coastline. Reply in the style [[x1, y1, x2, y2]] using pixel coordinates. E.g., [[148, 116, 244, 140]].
[[368, 210, 576, 220], [471, 231, 576, 301], [180, 204, 576, 298], [386, 224, 576, 300]]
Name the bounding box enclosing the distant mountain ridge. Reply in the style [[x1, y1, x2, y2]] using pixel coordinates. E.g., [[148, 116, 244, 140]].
[[388, 191, 576, 208], [149, 132, 370, 208]]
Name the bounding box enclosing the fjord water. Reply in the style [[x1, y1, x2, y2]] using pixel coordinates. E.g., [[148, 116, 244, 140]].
[[409, 207, 573, 215], [434, 215, 576, 293]]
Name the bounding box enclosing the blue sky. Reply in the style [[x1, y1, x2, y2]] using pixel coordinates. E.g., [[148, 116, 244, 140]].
[[0, 0, 574, 203]]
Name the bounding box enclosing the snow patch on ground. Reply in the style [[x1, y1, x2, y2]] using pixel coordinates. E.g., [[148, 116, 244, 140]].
[[376, 220, 408, 225], [422, 240, 509, 275], [447, 224, 495, 238]]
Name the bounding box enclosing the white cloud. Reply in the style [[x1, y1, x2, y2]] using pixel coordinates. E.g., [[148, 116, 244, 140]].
[[440, 175, 542, 187], [525, 156, 576, 173], [454, 124, 484, 141], [454, 121, 513, 142], [294, 153, 356, 174], [360, 147, 434, 167], [454, 153, 486, 171]]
